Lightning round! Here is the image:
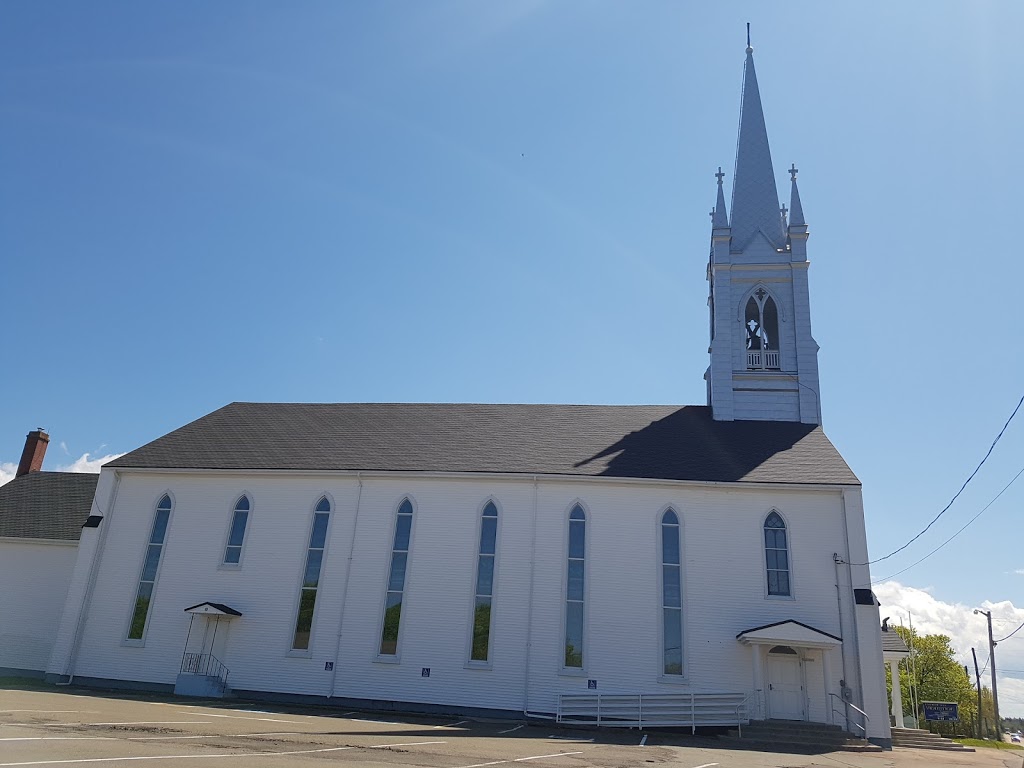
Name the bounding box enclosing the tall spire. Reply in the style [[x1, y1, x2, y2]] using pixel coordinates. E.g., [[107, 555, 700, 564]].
[[730, 35, 783, 250], [712, 167, 729, 228]]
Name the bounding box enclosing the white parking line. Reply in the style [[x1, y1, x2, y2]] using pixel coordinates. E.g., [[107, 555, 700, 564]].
[[515, 753, 583, 762], [368, 741, 447, 748], [0, 746, 356, 766], [691, 764, 719, 768], [0, 711, 89, 714], [433, 719, 468, 729], [0, 738, 116, 743], [178, 713, 292, 723], [497, 724, 524, 734], [454, 752, 583, 768], [639, 734, 647, 746], [85, 722, 214, 727]]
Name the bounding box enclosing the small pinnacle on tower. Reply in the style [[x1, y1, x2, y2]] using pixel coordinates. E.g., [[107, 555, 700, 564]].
[[788, 163, 806, 227], [712, 167, 729, 228]]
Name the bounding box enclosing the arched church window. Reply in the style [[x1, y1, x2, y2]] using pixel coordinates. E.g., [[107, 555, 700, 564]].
[[469, 500, 498, 663], [764, 511, 791, 596], [379, 498, 414, 656], [292, 496, 331, 650], [661, 508, 683, 676], [564, 504, 586, 669], [745, 288, 780, 370], [223, 495, 251, 565], [126, 493, 173, 641]]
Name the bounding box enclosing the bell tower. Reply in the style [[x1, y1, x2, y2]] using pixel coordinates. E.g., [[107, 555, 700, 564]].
[[704, 38, 821, 424]]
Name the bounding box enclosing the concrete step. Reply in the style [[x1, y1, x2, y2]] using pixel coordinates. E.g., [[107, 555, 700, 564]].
[[718, 736, 882, 754], [890, 728, 974, 752], [719, 720, 880, 753]]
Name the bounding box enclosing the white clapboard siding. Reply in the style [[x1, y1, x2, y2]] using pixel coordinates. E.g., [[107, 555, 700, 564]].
[[0, 538, 78, 673], [53, 468, 881, 739]]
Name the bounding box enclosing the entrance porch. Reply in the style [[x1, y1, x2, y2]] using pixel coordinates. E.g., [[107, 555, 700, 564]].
[[173, 602, 241, 698], [736, 620, 843, 727]]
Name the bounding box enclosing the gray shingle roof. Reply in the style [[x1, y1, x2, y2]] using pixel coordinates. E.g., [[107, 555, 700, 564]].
[[0, 471, 98, 540], [881, 629, 911, 655], [109, 403, 859, 486]]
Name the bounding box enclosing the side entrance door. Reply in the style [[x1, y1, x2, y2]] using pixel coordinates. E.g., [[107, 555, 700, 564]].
[[767, 646, 805, 720]]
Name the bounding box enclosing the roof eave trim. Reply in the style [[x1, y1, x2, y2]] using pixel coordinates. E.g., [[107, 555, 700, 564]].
[[103, 465, 861, 490], [0, 535, 80, 546]]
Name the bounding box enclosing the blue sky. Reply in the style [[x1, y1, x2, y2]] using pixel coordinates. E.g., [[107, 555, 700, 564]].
[[2, 1, 1023, 708]]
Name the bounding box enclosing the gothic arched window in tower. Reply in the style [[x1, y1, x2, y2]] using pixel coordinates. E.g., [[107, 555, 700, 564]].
[[745, 287, 780, 370]]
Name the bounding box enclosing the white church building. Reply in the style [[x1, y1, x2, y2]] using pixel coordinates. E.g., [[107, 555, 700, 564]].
[[36, 42, 890, 746]]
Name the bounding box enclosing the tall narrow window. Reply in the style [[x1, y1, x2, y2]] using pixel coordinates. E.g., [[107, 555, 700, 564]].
[[661, 509, 683, 676], [564, 504, 586, 669], [764, 511, 791, 596], [292, 496, 331, 650], [380, 498, 413, 656], [223, 495, 250, 565], [127, 493, 172, 641], [745, 288, 780, 369], [470, 501, 498, 662]]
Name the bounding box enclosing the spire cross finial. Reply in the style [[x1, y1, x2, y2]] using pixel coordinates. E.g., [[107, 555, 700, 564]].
[[789, 163, 799, 181], [746, 22, 751, 50], [715, 167, 725, 185], [710, 209, 716, 219], [780, 203, 788, 227]]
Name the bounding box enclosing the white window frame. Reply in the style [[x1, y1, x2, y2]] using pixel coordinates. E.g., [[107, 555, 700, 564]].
[[286, 494, 333, 656], [762, 508, 795, 600], [123, 490, 175, 647], [375, 495, 416, 663], [657, 505, 688, 683], [559, 499, 589, 676], [465, 497, 501, 669], [219, 492, 253, 569]]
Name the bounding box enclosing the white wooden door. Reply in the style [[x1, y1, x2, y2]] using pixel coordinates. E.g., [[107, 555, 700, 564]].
[[767, 652, 804, 720]]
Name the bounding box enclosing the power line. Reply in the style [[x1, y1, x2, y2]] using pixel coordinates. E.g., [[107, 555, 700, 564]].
[[855, 393, 1023, 566], [996, 620, 1024, 644], [872, 464, 1024, 583]]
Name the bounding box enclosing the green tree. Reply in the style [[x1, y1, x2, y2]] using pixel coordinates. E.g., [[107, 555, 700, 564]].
[[884, 628, 976, 736]]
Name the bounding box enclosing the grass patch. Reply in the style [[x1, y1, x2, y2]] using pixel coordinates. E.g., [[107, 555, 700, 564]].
[[954, 738, 1024, 750]]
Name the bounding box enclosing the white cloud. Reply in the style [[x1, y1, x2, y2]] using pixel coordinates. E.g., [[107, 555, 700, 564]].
[[0, 461, 17, 487], [1014, 569, 1024, 576], [875, 581, 1024, 716], [55, 452, 125, 473]]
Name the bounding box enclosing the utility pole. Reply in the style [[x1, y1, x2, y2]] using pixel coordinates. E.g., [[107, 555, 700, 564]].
[[972, 647, 984, 738], [975, 609, 1001, 738]]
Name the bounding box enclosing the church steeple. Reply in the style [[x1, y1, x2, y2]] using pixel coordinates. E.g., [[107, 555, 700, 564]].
[[703, 35, 822, 425], [730, 39, 784, 251]]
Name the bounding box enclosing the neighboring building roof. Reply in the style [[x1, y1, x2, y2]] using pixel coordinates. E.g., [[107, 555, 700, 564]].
[[881, 628, 911, 655], [109, 402, 860, 486], [0, 471, 98, 541]]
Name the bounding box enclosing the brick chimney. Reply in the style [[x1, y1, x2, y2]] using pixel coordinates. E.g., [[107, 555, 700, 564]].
[[16, 428, 49, 477]]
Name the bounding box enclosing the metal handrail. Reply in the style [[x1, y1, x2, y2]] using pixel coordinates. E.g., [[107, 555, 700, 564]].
[[829, 693, 869, 737], [733, 695, 750, 738], [180, 652, 230, 688], [833, 707, 866, 736]]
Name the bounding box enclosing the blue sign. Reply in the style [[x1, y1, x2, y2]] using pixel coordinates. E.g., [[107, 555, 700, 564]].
[[922, 702, 958, 722], [587, 679, 597, 689], [421, 668, 430, 677]]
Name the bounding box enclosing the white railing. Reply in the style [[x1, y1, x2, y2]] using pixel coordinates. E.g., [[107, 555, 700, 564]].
[[557, 692, 747, 733], [181, 652, 230, 689], [829, 692, 869, 738], [746, 349, 781, 370]]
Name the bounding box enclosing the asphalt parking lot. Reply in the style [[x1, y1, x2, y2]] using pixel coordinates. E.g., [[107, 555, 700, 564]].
[[0, 686, 1020, 768]]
